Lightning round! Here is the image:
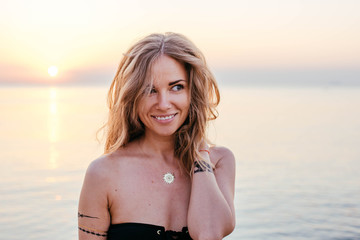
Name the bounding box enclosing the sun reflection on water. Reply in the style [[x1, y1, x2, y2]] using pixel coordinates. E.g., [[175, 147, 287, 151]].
[[49, 145, 59, 169], [48, 88, 59, 169]]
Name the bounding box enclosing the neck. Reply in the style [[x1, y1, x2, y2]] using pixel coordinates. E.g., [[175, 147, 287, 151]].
[[138, 132, 176, 164]]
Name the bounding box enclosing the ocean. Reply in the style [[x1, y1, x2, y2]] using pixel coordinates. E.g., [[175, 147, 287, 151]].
[[0, 85, 359, 239]]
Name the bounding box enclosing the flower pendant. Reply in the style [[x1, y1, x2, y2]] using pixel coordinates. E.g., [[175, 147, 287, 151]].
[[163, 172, 175, 184]]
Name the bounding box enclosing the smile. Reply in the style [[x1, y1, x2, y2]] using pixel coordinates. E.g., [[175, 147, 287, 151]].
[[152, 113, 177, 121]]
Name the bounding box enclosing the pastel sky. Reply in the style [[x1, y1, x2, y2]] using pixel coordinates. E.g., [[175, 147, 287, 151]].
[[0, 0, 359, 85]]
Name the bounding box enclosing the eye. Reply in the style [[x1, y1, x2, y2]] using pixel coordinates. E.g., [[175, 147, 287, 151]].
[[171, 84, 184, 91], [150, 87, 157, 94], [142, 86, 157, 95]]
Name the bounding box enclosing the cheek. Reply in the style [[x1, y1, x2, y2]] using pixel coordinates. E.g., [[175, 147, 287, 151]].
[[138, 107, 147, 121], [137, 98, 156, 124], [179, 90, 190, 106], [180, 95, 191, 114], [185, 94, 191, 110], [136, 100, 147, 121]]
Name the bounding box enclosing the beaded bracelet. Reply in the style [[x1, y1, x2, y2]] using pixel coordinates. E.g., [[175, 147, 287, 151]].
[[199, 149, 210, 154]]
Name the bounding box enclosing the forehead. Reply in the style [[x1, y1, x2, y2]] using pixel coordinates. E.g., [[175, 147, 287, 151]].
[[150, 55, 188, 83]]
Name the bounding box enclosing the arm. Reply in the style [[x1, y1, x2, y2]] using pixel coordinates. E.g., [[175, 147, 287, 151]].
[[187, 146, 236, 240], [78, 158, 111, 240]]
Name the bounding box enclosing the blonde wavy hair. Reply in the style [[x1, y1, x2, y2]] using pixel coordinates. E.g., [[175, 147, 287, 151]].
[[103, 32, 220, 175]]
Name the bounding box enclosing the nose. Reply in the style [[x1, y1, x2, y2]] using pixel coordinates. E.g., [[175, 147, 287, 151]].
[[156, 91, 171, 110]]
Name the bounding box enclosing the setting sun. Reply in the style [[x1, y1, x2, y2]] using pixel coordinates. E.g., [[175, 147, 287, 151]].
[[48, 66, 58, 77]]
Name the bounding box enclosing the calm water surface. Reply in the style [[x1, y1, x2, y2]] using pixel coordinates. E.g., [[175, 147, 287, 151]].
[[0, 86, 359, 239]]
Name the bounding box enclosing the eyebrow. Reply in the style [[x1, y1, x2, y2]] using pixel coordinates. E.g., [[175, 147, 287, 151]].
[[169, 79, 186, 86]]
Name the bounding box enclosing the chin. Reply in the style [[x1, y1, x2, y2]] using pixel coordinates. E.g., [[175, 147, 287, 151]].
[[157, 130, 177, 137], [150, 127, 179, 137]]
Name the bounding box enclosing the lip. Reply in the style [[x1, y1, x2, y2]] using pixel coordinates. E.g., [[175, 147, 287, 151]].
[[151, 113, 177, 123]]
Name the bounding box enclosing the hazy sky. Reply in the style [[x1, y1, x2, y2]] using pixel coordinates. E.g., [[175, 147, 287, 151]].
[[0, 0, 359, 85]]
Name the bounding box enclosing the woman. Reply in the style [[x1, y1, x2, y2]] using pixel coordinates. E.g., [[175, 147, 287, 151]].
[[78, 32, 236, 240]]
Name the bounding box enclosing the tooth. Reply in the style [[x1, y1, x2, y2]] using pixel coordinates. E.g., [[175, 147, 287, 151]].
[[155, 114, 174, 120]]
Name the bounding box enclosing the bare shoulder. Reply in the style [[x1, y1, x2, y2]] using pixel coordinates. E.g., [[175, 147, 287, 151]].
[[209, 145, 235, 169], [84, 150, 125, 182], [86, 154, 112, 177]]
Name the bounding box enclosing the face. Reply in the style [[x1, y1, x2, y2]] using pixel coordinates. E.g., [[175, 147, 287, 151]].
[[137, 55, 190, 139]]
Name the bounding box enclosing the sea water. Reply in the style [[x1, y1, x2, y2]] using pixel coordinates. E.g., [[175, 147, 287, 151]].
[[0, 86, 359, 239]]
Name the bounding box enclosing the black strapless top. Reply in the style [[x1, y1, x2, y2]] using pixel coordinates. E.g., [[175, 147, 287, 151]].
[[107, 222, 192, 240]]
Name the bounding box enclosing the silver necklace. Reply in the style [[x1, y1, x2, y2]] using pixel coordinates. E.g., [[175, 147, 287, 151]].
[[163, 172, 175, 184]]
